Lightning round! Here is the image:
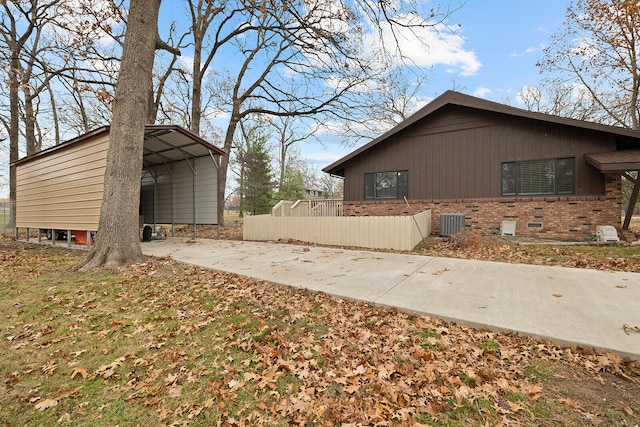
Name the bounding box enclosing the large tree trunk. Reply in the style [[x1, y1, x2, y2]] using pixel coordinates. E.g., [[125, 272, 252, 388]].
[[190, 32, 203, 136], [24, 87, 39, 154], [217, 115, 240, 227], [79, 0, 162, 270], [8, 49, 20, 229]]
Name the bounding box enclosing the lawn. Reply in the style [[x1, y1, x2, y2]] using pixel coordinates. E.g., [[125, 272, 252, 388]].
[[1, 238, 639, 426]]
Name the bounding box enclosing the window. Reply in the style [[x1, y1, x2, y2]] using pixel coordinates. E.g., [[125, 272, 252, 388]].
[[501, 158, 574, 196], [365, 170, 408, 199]]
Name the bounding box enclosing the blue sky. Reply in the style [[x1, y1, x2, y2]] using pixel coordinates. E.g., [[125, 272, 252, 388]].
[[303, 0, 574, 168], [438, 0, 571, 102], [0, 1, 574, 199]]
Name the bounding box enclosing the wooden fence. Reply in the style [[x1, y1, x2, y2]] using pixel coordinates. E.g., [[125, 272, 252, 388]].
[[271, 199, 343, 217], [244, 209, 431, 251]]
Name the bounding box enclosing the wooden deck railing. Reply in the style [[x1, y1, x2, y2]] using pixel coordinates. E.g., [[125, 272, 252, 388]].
[[272, 199, 343, 217]]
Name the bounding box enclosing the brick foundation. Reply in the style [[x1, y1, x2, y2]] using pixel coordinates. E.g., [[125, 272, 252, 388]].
[[343, 174, 622, 240]]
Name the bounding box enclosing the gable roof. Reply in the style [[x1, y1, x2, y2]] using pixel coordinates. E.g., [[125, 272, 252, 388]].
[[13, 124, 224, 168], [323, 90, 640, 176]]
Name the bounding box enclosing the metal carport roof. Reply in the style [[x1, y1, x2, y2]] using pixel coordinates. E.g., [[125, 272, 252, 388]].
[[14, 124, 224, 167]]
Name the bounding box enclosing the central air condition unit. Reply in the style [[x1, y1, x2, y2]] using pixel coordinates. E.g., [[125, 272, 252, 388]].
[[440, 213, 465, 236], [596, 225, 619, 243]]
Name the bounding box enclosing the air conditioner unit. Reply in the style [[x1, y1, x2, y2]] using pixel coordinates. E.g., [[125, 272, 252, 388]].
[[596, 225, 619, 243], [440, 214, 465, 237]]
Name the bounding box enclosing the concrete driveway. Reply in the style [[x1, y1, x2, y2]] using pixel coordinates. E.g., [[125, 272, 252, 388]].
[[141, 238, 640, 360]]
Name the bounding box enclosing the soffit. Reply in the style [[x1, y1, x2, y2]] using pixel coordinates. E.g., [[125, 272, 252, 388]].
[[584, 150, 640, 172], [142, 126, 224, 168]]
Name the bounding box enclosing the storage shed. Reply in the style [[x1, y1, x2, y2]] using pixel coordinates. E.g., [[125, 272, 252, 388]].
[[14, 125, 224, 241]]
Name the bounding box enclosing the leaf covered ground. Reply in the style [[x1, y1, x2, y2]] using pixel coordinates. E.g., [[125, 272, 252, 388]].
[[1, 238, 639, 426], [417, 233, 640, 273]]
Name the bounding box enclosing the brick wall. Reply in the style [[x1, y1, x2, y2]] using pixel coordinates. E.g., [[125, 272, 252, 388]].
[[343, 174, 622, 240]]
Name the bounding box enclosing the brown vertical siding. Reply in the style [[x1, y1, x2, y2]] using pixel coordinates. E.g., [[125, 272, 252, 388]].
[[343, 106, 615, 201]]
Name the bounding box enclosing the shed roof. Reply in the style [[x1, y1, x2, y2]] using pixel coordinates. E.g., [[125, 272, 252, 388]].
[[13, 124, 224, 167], [323, 90, 640, 176]]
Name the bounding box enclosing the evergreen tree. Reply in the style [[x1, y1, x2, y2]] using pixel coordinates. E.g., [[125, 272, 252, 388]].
[[277, 163, 307, 201], [239, 132, 274, 215]]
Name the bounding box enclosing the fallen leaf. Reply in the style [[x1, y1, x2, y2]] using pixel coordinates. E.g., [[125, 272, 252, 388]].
[[552, 294, 562, 298], [70, 367, 89, 380], [508, 401, 524, 412], [525, 383, 544, 401], [440, 385, 452, 395], [345, 383, 360, 394], [169, 385, 182, 398], [35, 398, 57, 411], [95, 356, 125, 379], [334, 377, 348, 385]]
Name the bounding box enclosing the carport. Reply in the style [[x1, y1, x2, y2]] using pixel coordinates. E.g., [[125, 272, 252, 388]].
[[13, 124, 224, 247], [585, 149, 640, 231]]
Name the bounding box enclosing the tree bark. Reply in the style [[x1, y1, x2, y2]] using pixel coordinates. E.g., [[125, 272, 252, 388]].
[[79, 0, 163, 270], [218, 116, 238, 227], [8, 53, 19, 228]]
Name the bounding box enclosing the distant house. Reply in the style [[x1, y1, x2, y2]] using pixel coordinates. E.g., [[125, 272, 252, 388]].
[[323, 91, 640, 240], [305, 188, 324, 199]]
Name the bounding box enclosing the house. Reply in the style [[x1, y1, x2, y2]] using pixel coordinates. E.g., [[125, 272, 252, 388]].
[[14, 124, 224, 239], [323, 91, 640, 240], [305, 188, 324, 199]]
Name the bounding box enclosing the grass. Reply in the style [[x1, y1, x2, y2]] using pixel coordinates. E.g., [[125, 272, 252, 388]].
[[1, 240, 639, 426]]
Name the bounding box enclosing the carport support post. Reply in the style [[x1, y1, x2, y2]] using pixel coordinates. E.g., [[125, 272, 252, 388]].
[[209, 150, 220, 240], [186, 157, 197, 239], [623, 173, 640, 230]]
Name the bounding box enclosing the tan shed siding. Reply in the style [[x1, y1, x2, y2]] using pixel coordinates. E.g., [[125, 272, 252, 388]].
[[194, 157, 218, 224], [148, 156, 217, 224], [16, 135, 109, 230], [172, 160, 194, 222]]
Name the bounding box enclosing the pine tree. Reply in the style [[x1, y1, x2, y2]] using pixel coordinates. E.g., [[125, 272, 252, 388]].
[[239, 133, 274, 215]]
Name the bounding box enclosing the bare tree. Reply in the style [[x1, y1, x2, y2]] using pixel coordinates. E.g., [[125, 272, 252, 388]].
[[160, 0, 459, 225], [1, 0, 63, 227], [271, 115, 318, 194], [79, 0, 178, 270], [317, 172, 344, 199], [513, 80, 602, 121], [538, 0, 640, 129]]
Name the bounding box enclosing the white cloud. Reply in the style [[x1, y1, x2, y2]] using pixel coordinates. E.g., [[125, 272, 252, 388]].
[[178, 55, 194, 72], [509, 42, 546, 57], [473, 87, 492, 97], [302, 152, 344, 163], [365, 15, 482, 76]]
